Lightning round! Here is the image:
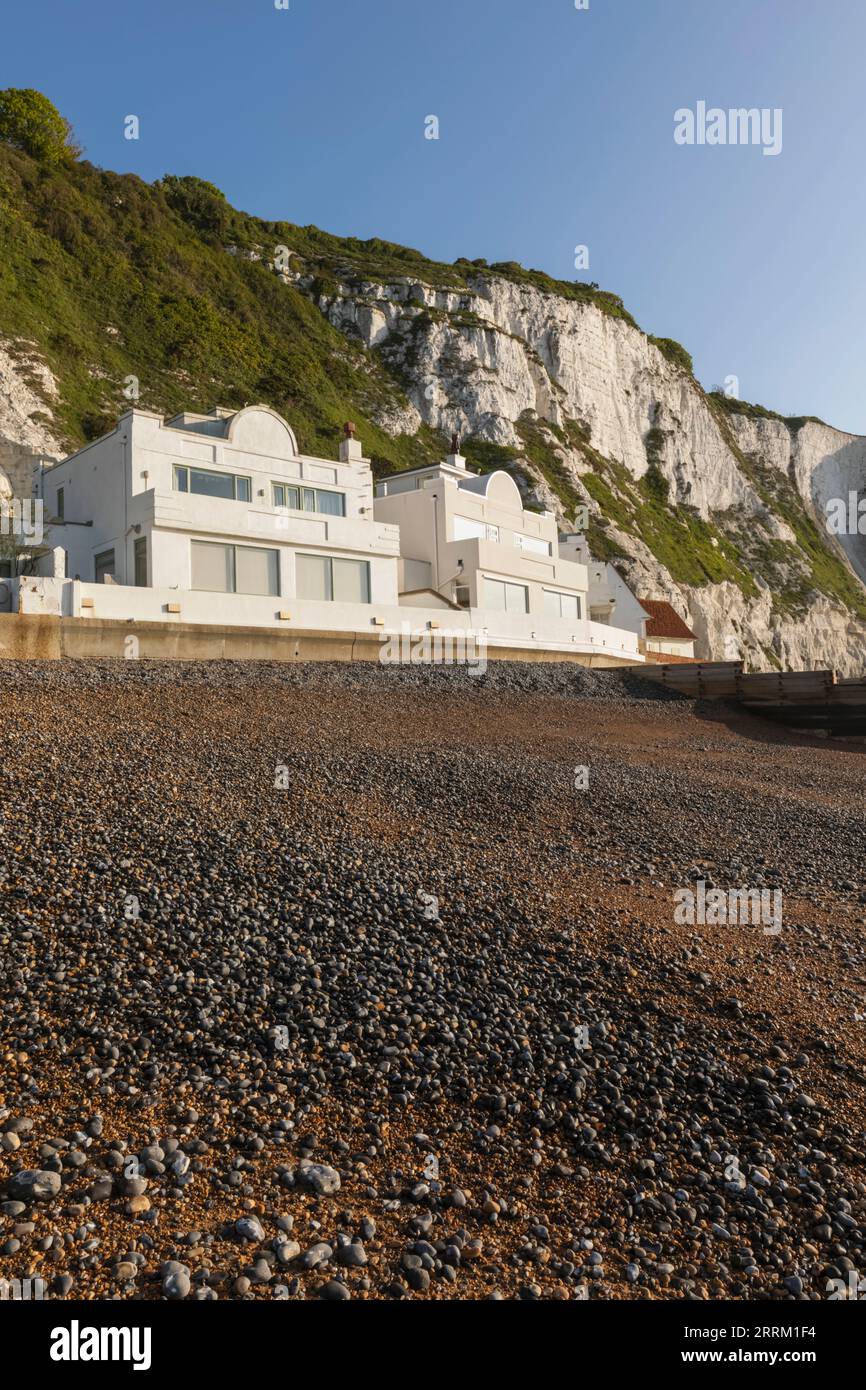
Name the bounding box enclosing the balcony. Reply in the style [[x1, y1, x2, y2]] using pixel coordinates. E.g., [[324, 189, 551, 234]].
[[128, 488, 400, 556], [441, 536, 588, 591]]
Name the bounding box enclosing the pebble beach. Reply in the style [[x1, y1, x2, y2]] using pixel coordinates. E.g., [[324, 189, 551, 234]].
[[1, 660, 865, 1301]]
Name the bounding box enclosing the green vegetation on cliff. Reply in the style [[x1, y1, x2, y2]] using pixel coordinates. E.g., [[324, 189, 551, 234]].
[[0, 148, 447, 469]]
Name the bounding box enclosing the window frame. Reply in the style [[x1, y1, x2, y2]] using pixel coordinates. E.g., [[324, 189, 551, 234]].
[[482, 576, 529, 614], [272, 483, 345, 516], [295, 553, 370, 605], [94, 548, 116, 584], [514, 531, 551, 556], [133, 536, 148, 588], [453, 515, 500, 543], [543, 588, 581, 620], [190, 540, 280, 597], [173, 464, 251, 503]]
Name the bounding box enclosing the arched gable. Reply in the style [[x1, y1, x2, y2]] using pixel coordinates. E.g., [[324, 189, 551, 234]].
[[226, 405, 299, 459], [458, 469, 524, 512]]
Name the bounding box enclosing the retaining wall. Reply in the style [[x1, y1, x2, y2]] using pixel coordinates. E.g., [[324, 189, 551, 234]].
[[0, 613, 636, 667]]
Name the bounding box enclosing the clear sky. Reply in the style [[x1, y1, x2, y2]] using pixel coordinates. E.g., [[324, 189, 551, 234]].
[[3, 0, 865, 432]]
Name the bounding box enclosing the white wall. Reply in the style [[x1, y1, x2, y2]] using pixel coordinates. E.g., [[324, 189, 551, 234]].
[[646, 637, 696, 657], [14, 575, 642, 659], [559, 533, 649, 639], [35, 426, 127, 582]]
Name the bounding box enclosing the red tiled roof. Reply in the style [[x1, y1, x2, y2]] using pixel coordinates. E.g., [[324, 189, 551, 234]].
[[640, 599, 697, 640]]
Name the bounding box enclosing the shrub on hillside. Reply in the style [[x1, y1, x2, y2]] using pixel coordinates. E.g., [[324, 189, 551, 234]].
[[0, 89, 80, 165]]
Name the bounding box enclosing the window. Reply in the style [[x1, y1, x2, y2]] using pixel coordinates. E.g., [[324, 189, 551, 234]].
[[235, 545, 278, 596], [191, 542, 279, 596], [483, 577, 529, 614], [56, 487, 65, 521], [315, 489, 345, 517], [191, 542, 233, 593], [455, 586, 471, 609], [514, 532, 551, 556], [296, 554, 370, 604], [94, 549, 115, 584], [332, 557, 369, 603], [174, 465, 251, 502], [134, 536, 148, 587], [296, 553, 330, 600], [272, 483, 345, 516], [544, 589, 581, 620], [453, 515, 499, 542]]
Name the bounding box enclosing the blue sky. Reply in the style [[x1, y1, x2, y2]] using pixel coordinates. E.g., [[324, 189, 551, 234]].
[[4, 0, 865, 431]]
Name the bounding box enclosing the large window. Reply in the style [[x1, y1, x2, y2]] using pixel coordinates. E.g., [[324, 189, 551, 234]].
[[94, 549, 115, 584], [543, 588, 581, 619], [483, 577, 529, 614], [191, 542, 279, 596], [296, 554, 370, 604], [453, 515, 499, 543], [174, 465, 251, 503], [272, 484, 345, 516], [514, 532, 551, 556]]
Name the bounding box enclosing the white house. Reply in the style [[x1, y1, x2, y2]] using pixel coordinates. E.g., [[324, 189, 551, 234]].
[[32, 405, 401, 621], [559, 532, 651, 635], [11, 406, 643, 663], [639, 600, 698, 659], [373, 442, 593, 632]]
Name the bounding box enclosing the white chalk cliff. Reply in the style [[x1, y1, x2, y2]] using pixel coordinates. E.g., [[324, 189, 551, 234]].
[[307, 268, 866, 674], [0, 337, 61, 498]]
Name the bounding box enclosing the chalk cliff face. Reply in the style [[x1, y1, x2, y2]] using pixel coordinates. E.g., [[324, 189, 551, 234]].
[[0, 338, 61, 498], [310, 269, 866, 674]]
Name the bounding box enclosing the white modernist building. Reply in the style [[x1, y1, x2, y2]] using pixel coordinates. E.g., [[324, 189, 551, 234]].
[[374, 445, 587, 625], [11, 405, 643, 662], [30, 405, 399, 619]]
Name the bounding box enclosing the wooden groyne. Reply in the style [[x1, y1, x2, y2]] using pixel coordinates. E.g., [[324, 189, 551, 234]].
[[634, 661, 866, 736]]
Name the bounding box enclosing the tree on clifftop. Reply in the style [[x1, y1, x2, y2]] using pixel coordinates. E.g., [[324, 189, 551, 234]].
[[0, 88, 81, 164]]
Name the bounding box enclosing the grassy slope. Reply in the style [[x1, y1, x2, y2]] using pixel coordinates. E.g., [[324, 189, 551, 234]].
[[0, 149, 447, 468]]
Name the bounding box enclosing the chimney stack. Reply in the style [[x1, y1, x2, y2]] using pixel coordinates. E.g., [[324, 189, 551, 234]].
[[339, 420, 364, 464], [446, 430, 467, 470]]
